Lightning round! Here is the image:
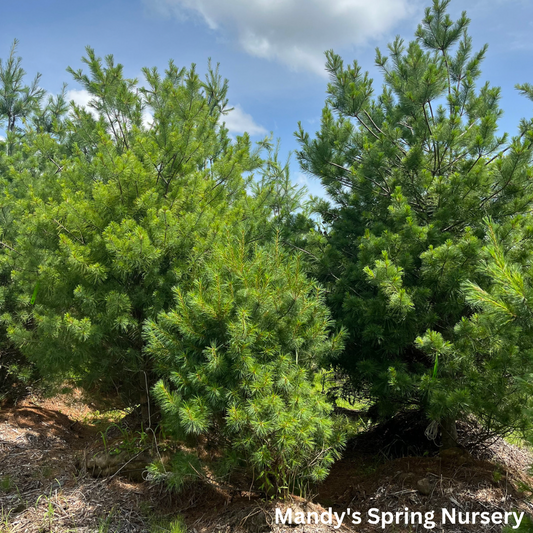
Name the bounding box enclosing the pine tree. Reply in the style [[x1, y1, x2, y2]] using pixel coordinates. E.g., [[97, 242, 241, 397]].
[[2, 49, 268, 421], [418, 218, 533, 442], [2, 46, 318, 427], [0, 39, 45, 155], [0, 42, 65, 400], [296, 0, 533, 444], [1, 47, 344, 489], [145, 233, 345, 494]]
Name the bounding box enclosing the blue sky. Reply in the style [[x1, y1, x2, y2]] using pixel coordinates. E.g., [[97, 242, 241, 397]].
[[1, 0, 532, 196]]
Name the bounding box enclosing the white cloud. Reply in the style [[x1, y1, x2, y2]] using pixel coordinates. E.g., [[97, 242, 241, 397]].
[[142, 110, 153, 129], [66, 88, 262, 136], [67, 89, 156, 129], [146, 0, 416, 74], [221, 105, 267, 136], [296, 171, 309, 187], [66, 89, 99, 119]]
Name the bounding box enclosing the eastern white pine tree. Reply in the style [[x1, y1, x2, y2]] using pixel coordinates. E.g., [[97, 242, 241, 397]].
[[419, 218, 533, 441], [0, 45, 346, 490], [296, 0, 533, 445], [145, 233, 345, 494], [3, 49, 264, 421], [0, 42, 67, 400]]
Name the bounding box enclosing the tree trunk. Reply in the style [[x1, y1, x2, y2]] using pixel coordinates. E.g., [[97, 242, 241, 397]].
[[441, 417, 458, 449], [138, 368, 151, 429], [134, 316, 151, 429]]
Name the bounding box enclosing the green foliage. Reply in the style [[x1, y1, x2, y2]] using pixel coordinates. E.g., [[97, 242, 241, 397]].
[[0, 44, 343, 493], [417, 219, 533, 438], [145, 234, 345, 495], [100, 422, 150, 456], [0, 42, 60, 402], [2, 48, 267, 414], [0, 39, 44, 134], [97, 509, 116, 533], [0, 346, 37, 403], [147, 450, 204, 493], [296, 0, 533, 437], [0, 475, 13, 493], [148, 514, 187, 533], [503, 514, 533, 533], [0, 507, 13, 533]]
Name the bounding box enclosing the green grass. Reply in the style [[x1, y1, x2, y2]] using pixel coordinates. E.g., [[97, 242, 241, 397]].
[[35, 493, 55, 532], [313, 369, 369, 410], [0, 475, 13, 493], [149, 516, 187, 533], [79, 407, 133, 429], [312, 369, 373, 439], [97, 507, 117, 533], [140, 503, 187, 533], [504, 430, 532, 449], [335, 396, 369, 411], [1, 507, 13, 532]]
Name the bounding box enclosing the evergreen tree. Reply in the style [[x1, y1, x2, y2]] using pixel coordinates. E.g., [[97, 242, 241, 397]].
[[0, 41, 62, 400], [0, 40, 45, 154], [0, 47, 343, 487], [2, 47, 317, 426], [418, 218, 533, 442], [145, 233, 345, 494], [296, 0, 533, 444], [2, 49, 269, 421]]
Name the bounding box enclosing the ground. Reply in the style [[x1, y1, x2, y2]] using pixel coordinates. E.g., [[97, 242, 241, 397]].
[[1, 391, 533, 532]]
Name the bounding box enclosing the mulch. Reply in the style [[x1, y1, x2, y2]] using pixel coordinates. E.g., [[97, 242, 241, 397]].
[[1, 397, 533, 532]]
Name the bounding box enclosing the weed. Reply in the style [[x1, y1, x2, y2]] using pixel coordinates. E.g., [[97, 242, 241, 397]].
[[1, 507, 13, 532], [99, 421, 152, 458], [0, 475, 13, 493], [149, 515, 187, 533], [504, 431, 530, 448], [517, 480, 533, 496], [99, 428, 109, 455], [35, 486, 57, 531], [140, 503, 187, 533], [97, 507, 116, 533], [41, 466, 53, 479], [503, 512, 533, 532], [81, 408, 132, 430], [167, 518, 187, 533], [139, 501, 153, 516]]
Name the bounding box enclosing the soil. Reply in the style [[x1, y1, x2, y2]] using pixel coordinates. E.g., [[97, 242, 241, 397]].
[[1, 393, 533, 532]]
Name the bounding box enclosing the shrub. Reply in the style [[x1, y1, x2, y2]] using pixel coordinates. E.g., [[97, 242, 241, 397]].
[[145, 234, 345, 495]]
